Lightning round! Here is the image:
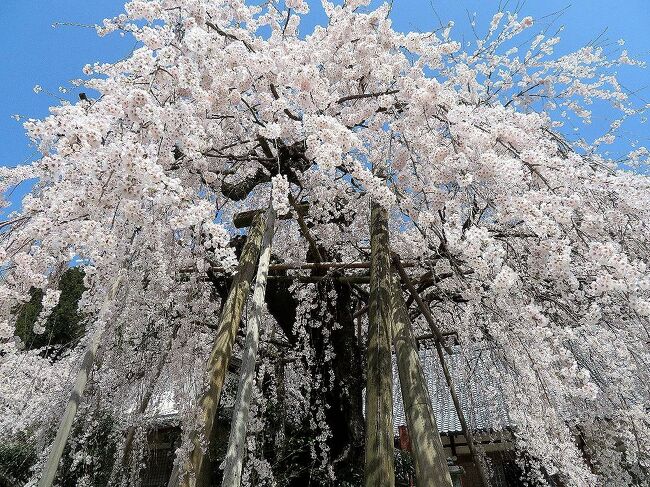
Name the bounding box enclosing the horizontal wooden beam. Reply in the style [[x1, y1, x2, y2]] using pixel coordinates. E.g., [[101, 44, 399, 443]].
[[269, 261, 376, 271], [415, 331, 458, 342], [267, 260, 417, 271], [201, 260, 417, 274], [267, 275, 370, 284]]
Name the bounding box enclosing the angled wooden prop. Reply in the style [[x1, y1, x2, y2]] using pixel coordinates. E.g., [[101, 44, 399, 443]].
[[176, 211, 268, 487], [393, 256, 489, 487], [38, 274, 124, 487], [221, 208, 276, 487], [391, 270, 453, 487], [392, 257, 453, 356]]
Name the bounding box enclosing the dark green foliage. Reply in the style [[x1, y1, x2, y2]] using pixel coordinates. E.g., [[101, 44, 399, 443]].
[[14, 267, 86, 352], [0, 440, 36, 486]]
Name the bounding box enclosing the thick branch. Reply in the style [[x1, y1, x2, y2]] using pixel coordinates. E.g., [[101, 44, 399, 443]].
[[233, 203, 308, 228]]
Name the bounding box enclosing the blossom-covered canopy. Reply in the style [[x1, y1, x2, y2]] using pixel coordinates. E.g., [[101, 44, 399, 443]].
[[1, 1, 649, 485]]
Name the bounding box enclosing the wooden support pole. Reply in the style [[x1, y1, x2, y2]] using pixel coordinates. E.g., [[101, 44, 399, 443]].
[[391, 272, 453, 487], [193, 260, 418, 276], [38, 274, 124, 487], [364, 203, 395, 487], [266, 261, 415, 271], [392, 257, 453, 356], [221, 209, 276, 487], [177, 212, 269, 487], [352, 267, 436, 320], [433, 343, 490, 487], [393, 257, 489, 487]]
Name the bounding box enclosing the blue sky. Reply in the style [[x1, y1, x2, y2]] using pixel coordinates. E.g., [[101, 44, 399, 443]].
[[1, 0, 648, 174]]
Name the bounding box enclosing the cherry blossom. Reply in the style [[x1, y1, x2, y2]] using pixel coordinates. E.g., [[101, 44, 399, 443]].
[[0, 1, 648, 486]]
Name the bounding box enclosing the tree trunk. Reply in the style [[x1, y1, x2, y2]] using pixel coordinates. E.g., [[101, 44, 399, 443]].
[[38, 275, 124, 487], [213, 211, 365, 484]]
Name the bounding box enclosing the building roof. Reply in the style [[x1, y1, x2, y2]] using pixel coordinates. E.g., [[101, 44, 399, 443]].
[[392, 346, 511, 434], [145, 345, 512, 437]]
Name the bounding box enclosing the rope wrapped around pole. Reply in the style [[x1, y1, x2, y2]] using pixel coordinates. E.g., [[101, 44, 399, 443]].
[[221, 208, 276, 487]]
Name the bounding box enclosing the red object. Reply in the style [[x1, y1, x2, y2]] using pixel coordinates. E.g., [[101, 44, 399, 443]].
[[398, 425, 411, 452]]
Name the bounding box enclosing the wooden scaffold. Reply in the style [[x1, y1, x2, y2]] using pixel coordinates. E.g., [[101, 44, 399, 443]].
[[38, 203, 489, 487]]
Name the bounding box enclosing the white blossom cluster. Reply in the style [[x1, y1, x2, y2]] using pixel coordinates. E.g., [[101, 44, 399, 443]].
[[270, 174, 290, 216], [32, 289, 62, 335]]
